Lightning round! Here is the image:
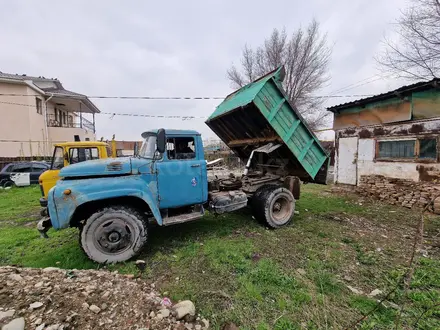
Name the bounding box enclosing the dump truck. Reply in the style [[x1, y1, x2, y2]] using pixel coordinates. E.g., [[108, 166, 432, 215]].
[[38, 67, 329, 263]]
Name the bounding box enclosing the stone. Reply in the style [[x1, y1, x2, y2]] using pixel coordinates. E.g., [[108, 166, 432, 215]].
[[159, 308, 171, 318], [2, 317, 25, 330], [155, 314, 164, 321], [82, 302, 90, 309], [101, 291, 111, 299], [36, 324, 45, 330], [29, 302, 44, 310], [202, 318, 209, 328], [296, 268, 306, 276], [195, 325, 202, 330], [368, 289, 383, 297], [34, 281, 44, 288], [45, 324, 60, 330], [0, 310, 15, 321], [89, 305, 101, 314], [149, 311, 156, 318], [34, 318, 43, 325], [347, 285, 363, 295], [173, 300, 196, 320], [7, 274, 23, 282], [42, 267, 60, 272]]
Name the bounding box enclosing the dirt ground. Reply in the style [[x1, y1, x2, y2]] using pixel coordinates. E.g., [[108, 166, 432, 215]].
[[0, 266, 209, 330]]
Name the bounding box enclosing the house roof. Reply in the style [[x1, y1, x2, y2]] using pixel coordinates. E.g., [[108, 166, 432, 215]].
[[0, 71, 100, 113], [327, 78, 440, 113]]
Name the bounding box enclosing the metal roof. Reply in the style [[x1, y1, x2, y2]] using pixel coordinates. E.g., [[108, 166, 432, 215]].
[[327, 78, 440, 112], [0, 71, 100, 113]]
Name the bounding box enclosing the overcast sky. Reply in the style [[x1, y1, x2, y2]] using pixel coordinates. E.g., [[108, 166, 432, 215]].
[[0, 0, 411, 141]]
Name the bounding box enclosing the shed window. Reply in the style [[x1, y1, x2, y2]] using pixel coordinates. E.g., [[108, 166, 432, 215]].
[[36, 98, 42, 114], [419, 139, 437, 159], [378, 140, 415, 159]]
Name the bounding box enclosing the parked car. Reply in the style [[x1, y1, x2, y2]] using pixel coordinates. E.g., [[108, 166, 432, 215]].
[[0, 161, 50, 187]]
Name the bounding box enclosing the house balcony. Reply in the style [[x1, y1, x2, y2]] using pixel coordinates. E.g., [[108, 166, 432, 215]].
[[47, 113, 95, 132]]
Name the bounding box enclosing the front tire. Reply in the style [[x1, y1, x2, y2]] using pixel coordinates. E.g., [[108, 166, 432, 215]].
[[80, 206, 147, 264], [254, 187, 295, 228]]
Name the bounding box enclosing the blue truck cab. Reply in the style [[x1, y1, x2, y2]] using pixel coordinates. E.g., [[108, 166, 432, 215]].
[[38, 67, 329, 264]]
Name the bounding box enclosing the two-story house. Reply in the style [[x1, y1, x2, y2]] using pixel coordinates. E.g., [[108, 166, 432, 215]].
[[0, 72, 100, 158]]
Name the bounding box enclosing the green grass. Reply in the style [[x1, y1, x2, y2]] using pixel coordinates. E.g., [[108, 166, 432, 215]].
[[0, 184, 439, 329], [0, 185, 42, 225]]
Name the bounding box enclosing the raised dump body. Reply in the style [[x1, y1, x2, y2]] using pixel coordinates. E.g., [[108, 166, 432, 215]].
[[206, 66, 329, 184]]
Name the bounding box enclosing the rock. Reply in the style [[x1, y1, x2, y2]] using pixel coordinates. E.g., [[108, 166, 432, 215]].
[[29, 302, 44, 310], [296, 268, 306, 276], [36, 324, 45, 330], [368, 289, 383, 297], [42, 267, 60, 273], [383, 301, 401, 310], [155, 314, 164, 321], [195, 325, 202, 330], [149, 311, 156, 318], [347, 285, 363, 295], [173, 300, 196, 320], [82, 302, 90, 309], [7, 274, 23, 282], [101, 291, 111, 299], [343, 275, 353, 282], [34, 318, 43, 325], [159, 309, 170, 318], [201, 319, 209, 329], [89, 305, 101, 314], [34, 281, 44, 288], [45, 324, 60, 330], [2, 317, 25, 330], [0, 310, 15, 321], [185, 323, 193, 330], [294, 210, 300, 215], [101, 303, 108, 311]]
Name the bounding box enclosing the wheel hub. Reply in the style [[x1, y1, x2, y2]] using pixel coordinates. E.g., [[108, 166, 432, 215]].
[[94, 219, 134, 254]]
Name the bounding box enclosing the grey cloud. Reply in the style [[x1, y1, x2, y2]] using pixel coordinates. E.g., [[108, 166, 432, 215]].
[[0, 0, 411, 141]]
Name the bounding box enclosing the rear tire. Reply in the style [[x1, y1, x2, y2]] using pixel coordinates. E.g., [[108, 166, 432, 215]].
[[80, 206, 148, 264], [251, 184, 279, 224], [254, 187, 295, 228]]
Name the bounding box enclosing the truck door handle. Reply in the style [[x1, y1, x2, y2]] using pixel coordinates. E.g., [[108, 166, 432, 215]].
[[191, 164, 200, 167]]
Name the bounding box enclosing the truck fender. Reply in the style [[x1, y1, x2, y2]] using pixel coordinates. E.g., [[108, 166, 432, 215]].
[[76, 188, 163, 226]]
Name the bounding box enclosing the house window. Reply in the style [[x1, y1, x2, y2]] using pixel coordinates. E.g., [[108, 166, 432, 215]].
[[377, 138, 437, 161], [36, 98, 42, 114], [378, 140, 415, 159], [420, 138, 437, 159]]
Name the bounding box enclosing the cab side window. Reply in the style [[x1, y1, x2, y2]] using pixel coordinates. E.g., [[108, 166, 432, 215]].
[[166, 137, 196, 160]]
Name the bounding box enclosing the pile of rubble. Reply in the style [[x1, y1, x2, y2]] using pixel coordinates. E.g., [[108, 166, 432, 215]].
[[0, 266, 209, 330], [357, 175, 440, 211]]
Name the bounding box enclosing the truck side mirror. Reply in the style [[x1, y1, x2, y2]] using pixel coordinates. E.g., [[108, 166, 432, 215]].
[[157, 128, 166, 154]]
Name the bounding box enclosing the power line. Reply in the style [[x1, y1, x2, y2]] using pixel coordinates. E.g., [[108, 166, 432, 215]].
[[0, 93, 375, 99]]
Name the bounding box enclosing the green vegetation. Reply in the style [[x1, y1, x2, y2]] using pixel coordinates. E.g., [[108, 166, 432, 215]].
[[0, 185, 439, 329]]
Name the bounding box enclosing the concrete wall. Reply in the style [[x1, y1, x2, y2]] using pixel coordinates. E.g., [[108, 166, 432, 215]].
[[335, 118, 440, 185]]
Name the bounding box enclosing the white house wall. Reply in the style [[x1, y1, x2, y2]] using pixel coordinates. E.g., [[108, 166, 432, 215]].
[[335, 118, 440, 184]]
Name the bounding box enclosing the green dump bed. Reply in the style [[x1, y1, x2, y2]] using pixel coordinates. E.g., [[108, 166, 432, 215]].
[[205, 66, 329, 184]]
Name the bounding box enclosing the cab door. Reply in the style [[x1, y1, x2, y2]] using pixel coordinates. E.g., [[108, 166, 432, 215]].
[[156, 136, 203, 208]]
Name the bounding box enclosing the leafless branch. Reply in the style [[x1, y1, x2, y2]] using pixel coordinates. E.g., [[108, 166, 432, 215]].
[[376, 0, 440, 80], [227, 19, 332, 129]]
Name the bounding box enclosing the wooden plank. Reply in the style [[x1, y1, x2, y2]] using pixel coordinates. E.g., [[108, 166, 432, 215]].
[[268, 99, 286, 122], [298, 138, 315, 161], [283, 120, 301, 141], [228, 136, 281, 147]]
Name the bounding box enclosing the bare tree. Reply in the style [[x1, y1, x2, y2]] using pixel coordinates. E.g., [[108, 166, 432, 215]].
[[376, 0, 440, 80], [227, 20, 332, 129]]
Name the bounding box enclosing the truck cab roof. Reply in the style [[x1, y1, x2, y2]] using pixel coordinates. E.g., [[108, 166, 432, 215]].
[[142, 129, 201, 137], [54, 141, 109, 147]]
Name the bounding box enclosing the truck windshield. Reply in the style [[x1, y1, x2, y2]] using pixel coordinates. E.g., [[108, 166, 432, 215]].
[[139, 135, 157, 159]]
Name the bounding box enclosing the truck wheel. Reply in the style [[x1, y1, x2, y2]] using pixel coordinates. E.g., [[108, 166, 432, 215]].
[[80, 206, 147, 264], [254, 187, 295, 228], [251, 184, 278, 223]]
